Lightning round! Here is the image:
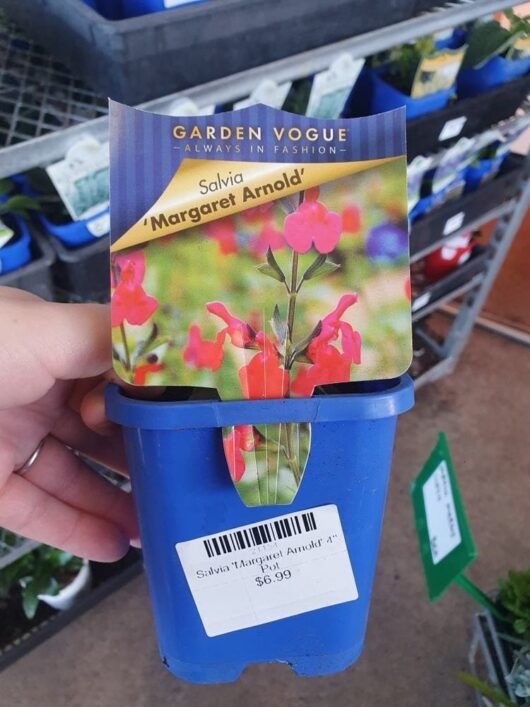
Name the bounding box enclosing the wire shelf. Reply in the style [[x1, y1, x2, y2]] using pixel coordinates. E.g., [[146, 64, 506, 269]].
[[0, 530, 39, 570], [0, 22, 107, 150]]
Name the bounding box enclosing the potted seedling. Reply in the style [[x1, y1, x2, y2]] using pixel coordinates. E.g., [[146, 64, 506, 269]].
[[458, 10, 530, 97], [460, 568, 530, 706], [368, 34, 466, 119], [0, 179, 40, 275], [0, 546, 90, 620]]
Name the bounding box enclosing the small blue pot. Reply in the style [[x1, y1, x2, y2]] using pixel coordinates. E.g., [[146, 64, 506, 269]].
[[369, 70, 454, 120], [464, 155, 506, 193], [458, 55, 530, 98], [121, 0, 205, 17], [0, 216, 32, 275], [409, 194, 433, 222], [106, 377, 414, 683], [15, 175, 109, 248]]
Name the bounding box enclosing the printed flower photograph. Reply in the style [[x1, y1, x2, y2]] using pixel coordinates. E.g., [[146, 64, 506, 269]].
[[111, 158, 411, 506]]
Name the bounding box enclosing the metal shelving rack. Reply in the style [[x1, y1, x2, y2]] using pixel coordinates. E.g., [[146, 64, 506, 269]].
[[0, 0, 529, 562]]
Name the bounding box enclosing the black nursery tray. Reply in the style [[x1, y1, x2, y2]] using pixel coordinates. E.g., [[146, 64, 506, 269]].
[[410, 154, 524, 259], [0, 548, 143, 673], [2, 0, 416, 104], [407, 75, 530, 159], [0, 231, 55, 300], [412, 245, 490, 320], [51, 236, 109, 304]]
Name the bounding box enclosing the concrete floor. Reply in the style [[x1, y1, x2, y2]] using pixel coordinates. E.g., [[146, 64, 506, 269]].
[[2, 327, 529, 707]]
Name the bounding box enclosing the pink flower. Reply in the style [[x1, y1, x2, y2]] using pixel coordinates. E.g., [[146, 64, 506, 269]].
[[111, 249, 146, 288], [249, 222, 285, 256], [111, 259, 158, 328], [206, 301, 256, 348], [291, 345, 352, 397], [239, 332, 289, 400], [183, 324, 225, 371], [240, 203, 274, 224], [284, 187, 342, 254], [205, 217, 238, 255]]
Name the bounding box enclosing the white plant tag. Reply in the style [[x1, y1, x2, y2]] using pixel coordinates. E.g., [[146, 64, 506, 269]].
[[0, 218, 15, 248], [87, 212, 110, 238], [438, 116, 467, 142], [422, 460, 462, 564], [234, 79, 293, 110], [164, 98, 215, 117], [412, 292, 431, 312], [46, 136, 109, 222], [176, 504, 358, 637], [306, 54, 365, 119], [443, 211, 465, 236]]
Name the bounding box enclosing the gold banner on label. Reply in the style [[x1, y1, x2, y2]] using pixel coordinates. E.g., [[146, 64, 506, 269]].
[[111, 156, 397, 252]]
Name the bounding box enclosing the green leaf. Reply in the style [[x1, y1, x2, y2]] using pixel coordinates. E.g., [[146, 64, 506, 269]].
[[457, 672, 517, 707], [301, 254, 340, 283], [463, 21, 514, 68], [288, 320, 322, 367], [0, 194, 41, 221], [256, 248, 286, 284], [270, 305, 287, 345], [0, 179, 14, 196]]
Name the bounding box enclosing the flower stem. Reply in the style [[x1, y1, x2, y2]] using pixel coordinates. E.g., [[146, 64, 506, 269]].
[[120, 322, 132, 374]]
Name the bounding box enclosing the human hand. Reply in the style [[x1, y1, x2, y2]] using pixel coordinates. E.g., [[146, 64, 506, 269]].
[[0, 287, 139, 562]]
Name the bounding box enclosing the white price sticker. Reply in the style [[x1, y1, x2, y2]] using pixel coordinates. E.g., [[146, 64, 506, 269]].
[[176, 505, 358, 637], [443, 211, 465, 236], [438, 116, 467, 142], [422, 460, 462, 564], [412, 292, 431, 313], [86, 212, 110, 238]]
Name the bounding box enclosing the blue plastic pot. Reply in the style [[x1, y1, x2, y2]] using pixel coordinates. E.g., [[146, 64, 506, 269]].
[[464, 155, 506, 193], [121, 0, 204, 16], [106, 376, 414, 683], [458, 55, 530, 98], [369, 70, 454, 120], [0, 216, 32, 275], [14, 175, 109, 248], [409, 194, 433, 222]]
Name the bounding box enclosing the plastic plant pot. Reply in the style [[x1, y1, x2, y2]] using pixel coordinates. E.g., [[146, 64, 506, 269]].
[[0, 216, 32, 275], [106, 376, 414, 684], [0, 230, 55, 299], [50, 235, 109, 303], [369, 70, 454, 120], [457, 55, 530, 98], [464, 155, 507, 193]]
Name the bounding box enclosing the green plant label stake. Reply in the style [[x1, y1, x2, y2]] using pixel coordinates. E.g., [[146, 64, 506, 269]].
[[411, 433, 502, 618]]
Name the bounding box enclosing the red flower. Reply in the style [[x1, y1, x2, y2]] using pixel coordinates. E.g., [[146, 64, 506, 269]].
[[239, 332, 289, 400], [240, 203, 274, 224], [183, 324, 225, 371], [206, 301, 256, 348], [342, 205, 361, 234], [111, 260, 158, 328], [111, 249, 145, 288], [249, 222, 285, 256], [292, 294, 361, 397], [223, 425, 261, 482], [291, 345, 352, 397], [284, 187, 342, 254], [132, 362, 164, 385], [404, 277, 412, 302], [205, 218, 237, 255]]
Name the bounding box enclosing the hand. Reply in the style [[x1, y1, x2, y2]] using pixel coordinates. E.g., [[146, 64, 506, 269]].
[[0, 287, 139, 562]]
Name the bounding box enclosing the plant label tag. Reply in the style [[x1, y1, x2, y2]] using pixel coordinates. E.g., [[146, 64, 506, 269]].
[[87, 212, 110, 238], [175, 504, 358, 636], [0, 218, 14, 248], [411, 433, 476, 601], [438, 116, 467, 142], [46, 136, 110, 222], [411, 47, 466, 99], [234, 80, 293, 110], [412, 291, 430, 313], [306, 54, 365, 119], [443, 211, 465, 236]]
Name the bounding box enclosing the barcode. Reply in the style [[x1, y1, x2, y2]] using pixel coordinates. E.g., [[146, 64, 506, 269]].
[[203, 512, 317, 558]]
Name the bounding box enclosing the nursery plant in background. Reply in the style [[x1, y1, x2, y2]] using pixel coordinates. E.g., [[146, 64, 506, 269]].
[[463, 10, 530, 69], [0, 546, 87, 620]]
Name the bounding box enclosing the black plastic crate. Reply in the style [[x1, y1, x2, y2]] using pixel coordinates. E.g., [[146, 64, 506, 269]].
[[2, 0, 416, 104], [50, 236, 109, 303], [407, 75, 530, 159], [410, 154, 524, 258], [412, 244, 490, 318], [0, 230, 55, 300]]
